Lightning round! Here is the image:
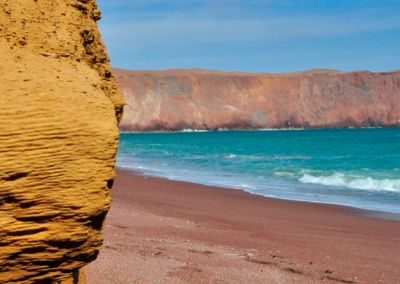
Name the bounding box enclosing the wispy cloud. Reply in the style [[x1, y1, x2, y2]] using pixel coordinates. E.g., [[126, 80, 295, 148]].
[[96, 0, 400, 72], [100, 12, 400, 49]]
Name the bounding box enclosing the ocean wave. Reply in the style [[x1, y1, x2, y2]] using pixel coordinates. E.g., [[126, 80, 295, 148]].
[[299, 173, 400, 192], [221, 154, 311, 160], [274, 171, 296, 177], [223, 154, 237, 159]]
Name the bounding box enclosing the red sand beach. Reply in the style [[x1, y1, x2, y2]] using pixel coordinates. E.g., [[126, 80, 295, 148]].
[[87, 169, 400, 283]]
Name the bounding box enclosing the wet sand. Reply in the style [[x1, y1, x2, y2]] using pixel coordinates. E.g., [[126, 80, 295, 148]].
[[87, 169, 400, 283]]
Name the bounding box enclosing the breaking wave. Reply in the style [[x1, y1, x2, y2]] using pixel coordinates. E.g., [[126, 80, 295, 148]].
[[299, 173, 400, 193]]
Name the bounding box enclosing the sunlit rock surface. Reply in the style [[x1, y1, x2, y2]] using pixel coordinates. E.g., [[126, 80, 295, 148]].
[[0, 0, 123, 282], [114, 68, 400, 131]]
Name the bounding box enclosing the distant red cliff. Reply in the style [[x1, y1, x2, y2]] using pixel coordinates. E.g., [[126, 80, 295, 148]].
[[113, 68, 400, 131]]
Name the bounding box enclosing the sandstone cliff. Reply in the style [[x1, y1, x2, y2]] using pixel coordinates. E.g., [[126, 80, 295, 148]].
[[114, 68, 400, 131], [0, 1, 123, 283]]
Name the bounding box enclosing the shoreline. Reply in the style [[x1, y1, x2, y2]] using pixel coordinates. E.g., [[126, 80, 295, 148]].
[[119, 126, 396, 133], [122, 168, 400, 222], [87, 168, 400, 283], [118, 166, 400, 219]]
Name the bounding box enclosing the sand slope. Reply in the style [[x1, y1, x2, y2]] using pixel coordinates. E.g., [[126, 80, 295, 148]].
[[88, 170, 400, 283]]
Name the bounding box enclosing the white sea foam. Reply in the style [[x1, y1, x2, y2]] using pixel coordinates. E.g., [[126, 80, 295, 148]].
[[181, 129, 210, 132], [274, 171, 296, 177], [223, 154, 237, 159], [272, 155, 312, 160], [221, 154, 311, 160], [299, 173, 400, 192], [259, 128, 304, 131]]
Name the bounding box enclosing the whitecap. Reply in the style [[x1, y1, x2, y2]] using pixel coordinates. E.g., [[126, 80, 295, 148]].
[[223, 154, 237, 159], [274, 171, 296, 177], [299, 173, 400, 193]]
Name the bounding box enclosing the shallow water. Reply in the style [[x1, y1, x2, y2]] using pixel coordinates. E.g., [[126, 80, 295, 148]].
[[118, 128, 400, 213]]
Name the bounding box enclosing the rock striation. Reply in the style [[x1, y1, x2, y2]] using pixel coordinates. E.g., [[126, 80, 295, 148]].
[[114, 68, 400, 131], [0, 0, 123, 283]]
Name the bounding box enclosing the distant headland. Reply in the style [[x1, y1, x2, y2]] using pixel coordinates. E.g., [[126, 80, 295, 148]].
[[113, 68, 400, 131]]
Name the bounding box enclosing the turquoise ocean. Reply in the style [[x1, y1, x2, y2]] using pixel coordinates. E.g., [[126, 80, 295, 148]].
[[118, 128, 400, 214]]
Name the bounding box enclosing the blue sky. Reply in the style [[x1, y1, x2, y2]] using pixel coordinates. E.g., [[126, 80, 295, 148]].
[[96, 0, 400, 73]]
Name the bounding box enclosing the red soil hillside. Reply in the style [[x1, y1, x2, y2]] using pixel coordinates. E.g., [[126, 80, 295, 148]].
[[113, 68, 400, 131]]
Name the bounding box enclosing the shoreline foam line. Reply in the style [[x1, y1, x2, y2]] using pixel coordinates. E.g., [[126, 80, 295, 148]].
[[117, 166, 400, 220]]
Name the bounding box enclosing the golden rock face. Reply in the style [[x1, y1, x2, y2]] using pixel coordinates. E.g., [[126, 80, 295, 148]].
[[0, 0, 124, 282]]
